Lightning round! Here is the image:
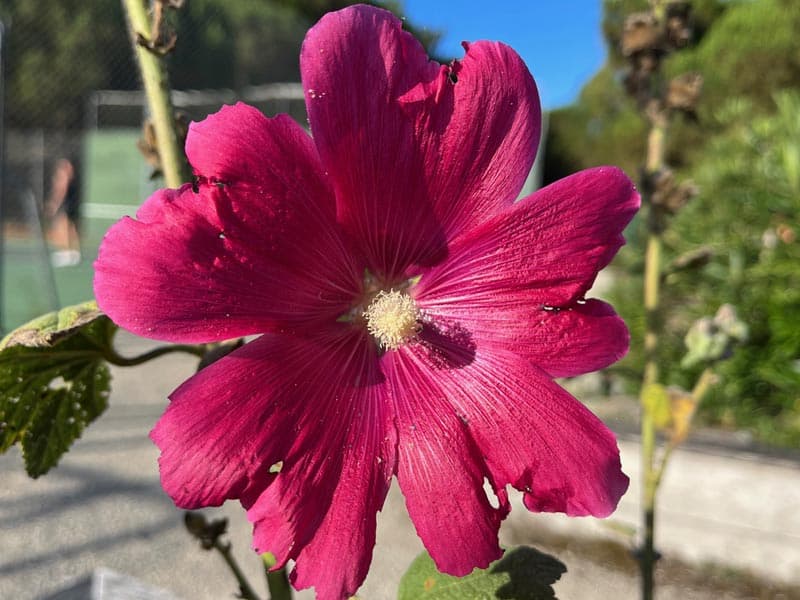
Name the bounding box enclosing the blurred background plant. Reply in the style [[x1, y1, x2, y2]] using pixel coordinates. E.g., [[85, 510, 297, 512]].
[[546, 0, 800, 448]]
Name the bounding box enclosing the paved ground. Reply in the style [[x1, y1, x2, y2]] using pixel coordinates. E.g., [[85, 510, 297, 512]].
[[1, 333, 799, 600]]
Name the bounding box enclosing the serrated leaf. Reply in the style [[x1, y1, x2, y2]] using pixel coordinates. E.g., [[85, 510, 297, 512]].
[[0, 300, 105, 349], [0, 301, 116, 477], [398, 547, 566, 600]]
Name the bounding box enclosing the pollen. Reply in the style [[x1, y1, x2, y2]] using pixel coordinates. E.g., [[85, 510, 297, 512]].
[[364, 289, 420, 349]]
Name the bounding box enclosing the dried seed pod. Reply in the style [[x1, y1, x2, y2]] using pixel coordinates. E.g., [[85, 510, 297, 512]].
[[622, 12, 664, 57], [136, 119, 160, 171], [667, 72, 703, 114], [650, 169, 698, 214], [665, 0, 693, 48], [136, 112, 191, 179]]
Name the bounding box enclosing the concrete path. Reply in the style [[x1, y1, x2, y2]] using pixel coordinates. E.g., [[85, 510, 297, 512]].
[[1, 334, 799, 599]]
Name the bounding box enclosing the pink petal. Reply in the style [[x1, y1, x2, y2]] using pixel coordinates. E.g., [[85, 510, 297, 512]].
[[379, 329, 627, 574], [239, 328, 394, 598], [300, 5, 540, 278], [415, 167, 640, 311], [152, 326, 396, 599], [150, 335, 301, 508], [384, 348, 509, 576], [185, 103, 326, 191], [421, 298, 630, 379], [288, 389, 396, 600], [94, 107, 360, 342], [520, 299, 630, 378]]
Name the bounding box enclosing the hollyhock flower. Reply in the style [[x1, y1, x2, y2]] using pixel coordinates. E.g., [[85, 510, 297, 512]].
[[94, 4, 638, 599]]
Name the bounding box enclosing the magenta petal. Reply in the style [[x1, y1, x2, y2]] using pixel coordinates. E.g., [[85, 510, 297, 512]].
[[186, 103, 326, 190], [94, 109, 361, 342], [301, 5, 540, 277], [385, 349, 508, 576], [526, 299, 630, 378], [153, 327, 397, 599], [390, 340, 628, 527], [416, 166, 640, 309], [420, 298, 630, 379], [150, 335, 301, 508], [288, 392, 396, 600], [238, 329, 394, 600]]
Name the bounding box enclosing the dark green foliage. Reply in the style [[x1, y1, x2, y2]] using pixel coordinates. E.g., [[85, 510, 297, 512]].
[[1, 0, 439, 129], [399, 547, 566, 600], [675, 93, 800, 444], [167, 0, 310, 90], [0, 301, 116, 476], [0, 0, 137, 128], [666, 0, 800, 116]]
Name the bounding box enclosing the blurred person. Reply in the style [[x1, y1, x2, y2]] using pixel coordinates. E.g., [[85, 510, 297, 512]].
[[46, 157, 82, 267]]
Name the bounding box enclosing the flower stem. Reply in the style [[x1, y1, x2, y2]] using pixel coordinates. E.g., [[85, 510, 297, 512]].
[[639, 97, 667, 600], [102, 343, 205, 367], [121, 0, 190, 187], [262, 553, 293, 600], [214, 540, 263, 600], [690, 367, 716, 405]]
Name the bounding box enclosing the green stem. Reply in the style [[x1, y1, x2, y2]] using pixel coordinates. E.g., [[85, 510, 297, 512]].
[[262, 553, 294, 600], [640, 391, 658, 599], [690, 367, 716, 405], [643, 234, 662, 386], [121, 0, 190, 187], [214, 541, 263, 600], [103, 343, 205, 366], [639, 114, 667, 600]]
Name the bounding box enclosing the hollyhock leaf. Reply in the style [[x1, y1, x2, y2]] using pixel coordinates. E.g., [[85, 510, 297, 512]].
[[0, 302, 115, 477], [301, 5, 540, 277], [0, 300, 105, 349], [398, 547, 567, 600]]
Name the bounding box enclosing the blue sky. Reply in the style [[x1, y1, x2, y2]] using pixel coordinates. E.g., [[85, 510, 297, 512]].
[[399, 1, 607, 109]]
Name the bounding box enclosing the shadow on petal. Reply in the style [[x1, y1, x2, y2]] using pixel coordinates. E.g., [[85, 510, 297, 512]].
[[417, 318, 476, 369]]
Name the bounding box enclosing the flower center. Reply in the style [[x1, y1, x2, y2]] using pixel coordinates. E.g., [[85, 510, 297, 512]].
[[364, 289, 420, 349]]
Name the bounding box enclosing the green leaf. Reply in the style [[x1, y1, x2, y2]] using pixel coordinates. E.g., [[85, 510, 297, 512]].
[[0, 301, 117, 477], [398, 547, 566, 600], [0, 300, 107, 349]]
